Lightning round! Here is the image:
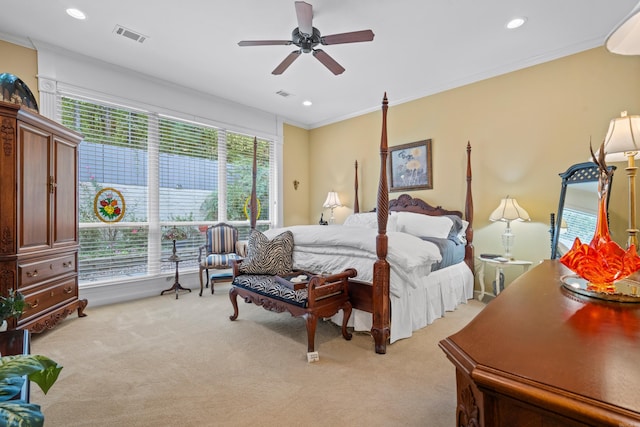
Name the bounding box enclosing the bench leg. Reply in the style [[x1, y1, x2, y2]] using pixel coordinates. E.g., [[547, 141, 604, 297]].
[[304, 313, 318, 353], [341, 301, 353, 341], [229, 287, 240, 321]]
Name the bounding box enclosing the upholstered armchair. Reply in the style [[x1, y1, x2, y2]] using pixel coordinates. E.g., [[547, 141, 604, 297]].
[[198, 223, 243, 296]]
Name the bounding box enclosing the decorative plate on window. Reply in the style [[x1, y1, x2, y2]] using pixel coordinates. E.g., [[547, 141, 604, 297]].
[[94, 188, 126, 223], [0, 73, 39, 113]]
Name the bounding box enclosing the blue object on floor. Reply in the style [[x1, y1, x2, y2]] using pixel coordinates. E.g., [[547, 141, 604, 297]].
[[201, 271, 233, 296]]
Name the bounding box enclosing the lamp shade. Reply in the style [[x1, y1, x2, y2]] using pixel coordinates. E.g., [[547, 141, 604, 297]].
[[602, 111, 640, 162], [162, 227, 187, 241], [605, 3, 640, 55], [323, 191, 342, 209], [489, 196, 531, 222]]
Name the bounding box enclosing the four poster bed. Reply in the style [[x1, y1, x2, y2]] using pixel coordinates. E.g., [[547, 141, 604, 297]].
[[245, 93, 474, 354]]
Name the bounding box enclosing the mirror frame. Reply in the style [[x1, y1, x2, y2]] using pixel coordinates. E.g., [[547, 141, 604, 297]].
[[550, 161, 616, 259]]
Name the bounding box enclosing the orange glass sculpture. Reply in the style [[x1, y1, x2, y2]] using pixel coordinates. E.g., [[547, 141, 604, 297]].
[[560, 149, 640, 293]]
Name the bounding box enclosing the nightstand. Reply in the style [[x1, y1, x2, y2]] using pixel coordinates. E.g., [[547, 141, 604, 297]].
[[477, 256, 532, 301]]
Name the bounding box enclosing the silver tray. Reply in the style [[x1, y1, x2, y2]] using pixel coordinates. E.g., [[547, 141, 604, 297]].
[[561, 275, 640, 303]]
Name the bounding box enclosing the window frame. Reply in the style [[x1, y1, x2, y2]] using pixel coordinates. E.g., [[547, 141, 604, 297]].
[[56, 91, 278, 287]]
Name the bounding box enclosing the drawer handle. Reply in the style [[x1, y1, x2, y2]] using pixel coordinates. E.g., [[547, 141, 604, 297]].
[[63, 261, 73, 268], [31, 299, 39, 308], [26, 270, 38, 278], [64, 287, 73, 294]]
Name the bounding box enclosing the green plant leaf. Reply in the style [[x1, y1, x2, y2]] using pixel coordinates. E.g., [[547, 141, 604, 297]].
[[0, 401, 44, 427], [0, 377, 24, 402], [0, 355, 62, 394]]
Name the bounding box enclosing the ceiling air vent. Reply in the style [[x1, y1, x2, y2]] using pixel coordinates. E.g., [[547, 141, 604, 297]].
[[276, 90, 293, 98], [113, 25, 148, 43]]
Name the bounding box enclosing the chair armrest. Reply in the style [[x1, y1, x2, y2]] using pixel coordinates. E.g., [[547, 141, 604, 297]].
[[236, 240, 249, 257], [197, 244, 207, 263], [307, 268, 357, 307]]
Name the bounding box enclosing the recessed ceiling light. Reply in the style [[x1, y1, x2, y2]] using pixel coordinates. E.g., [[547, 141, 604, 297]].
[[506, 17, 526, 30], [66, 8, 86, 20], [302, 100, 312, 107]]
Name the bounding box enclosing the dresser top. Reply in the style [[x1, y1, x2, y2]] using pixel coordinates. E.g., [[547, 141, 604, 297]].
[[442, 260, 640, 419]]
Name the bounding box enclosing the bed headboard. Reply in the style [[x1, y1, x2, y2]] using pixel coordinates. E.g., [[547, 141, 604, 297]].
[[353, 141, 474, 277], [389, 194, 463, 218]]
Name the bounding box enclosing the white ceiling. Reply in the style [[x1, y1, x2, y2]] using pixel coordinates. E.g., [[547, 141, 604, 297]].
[[1, 1, 638, 129]]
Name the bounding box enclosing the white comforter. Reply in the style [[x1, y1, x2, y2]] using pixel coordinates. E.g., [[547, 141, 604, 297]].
[[264, 225, 442, 297], [263, 224, 473, 343]]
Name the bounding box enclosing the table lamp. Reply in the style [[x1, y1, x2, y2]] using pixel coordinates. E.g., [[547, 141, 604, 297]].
[[602, 112, 640, 251], [162, 227, 187, 261], [323, 191, 342, 224], [489, 196, 531, 258]]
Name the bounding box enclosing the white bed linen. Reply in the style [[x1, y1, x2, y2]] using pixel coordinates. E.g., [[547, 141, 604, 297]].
[[263, 225, 442, 297], [263, 225, 473, 343]]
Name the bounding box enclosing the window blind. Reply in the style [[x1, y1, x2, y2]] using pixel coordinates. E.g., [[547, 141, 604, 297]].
[[58, 94, 274, 285]]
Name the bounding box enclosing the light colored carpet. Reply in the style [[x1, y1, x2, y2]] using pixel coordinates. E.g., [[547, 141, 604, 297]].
[[30, 282, 484, 427]]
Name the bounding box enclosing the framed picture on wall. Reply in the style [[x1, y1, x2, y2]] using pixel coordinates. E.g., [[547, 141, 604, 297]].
[[389, 139, 433, 192]]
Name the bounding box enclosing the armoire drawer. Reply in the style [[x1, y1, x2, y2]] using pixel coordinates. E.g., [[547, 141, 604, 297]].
[[19, 277, 78, 321], [18, 253, 76, 288]]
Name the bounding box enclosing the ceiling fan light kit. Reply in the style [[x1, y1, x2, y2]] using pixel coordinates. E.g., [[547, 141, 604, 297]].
[[238, 1, 374, 75]]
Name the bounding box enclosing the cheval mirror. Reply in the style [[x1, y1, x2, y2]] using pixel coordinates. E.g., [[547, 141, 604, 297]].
[[550, 161, 616, 259]]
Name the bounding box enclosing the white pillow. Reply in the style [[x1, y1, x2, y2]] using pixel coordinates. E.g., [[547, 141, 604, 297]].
[[395, 211, 454, 239], [343, 212, 398, 232], [459, 219, 469, 241]]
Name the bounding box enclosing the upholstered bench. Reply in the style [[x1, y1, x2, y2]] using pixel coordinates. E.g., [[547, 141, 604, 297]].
[[229, 268, 357, 353]]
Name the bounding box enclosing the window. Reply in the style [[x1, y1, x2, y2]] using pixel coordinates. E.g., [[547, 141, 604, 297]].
[[59, 95, 274, 285], [559, 207, 597, 251]]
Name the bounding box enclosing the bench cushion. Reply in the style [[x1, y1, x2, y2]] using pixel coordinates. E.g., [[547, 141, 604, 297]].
[[232, 274, 308, 307]]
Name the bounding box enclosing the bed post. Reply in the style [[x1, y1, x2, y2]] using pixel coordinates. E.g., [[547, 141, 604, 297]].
[[250, 137, 258, 230], [354, 160, 360, 214], [464, 142, 474, 275], [372, 93, 391, 354]]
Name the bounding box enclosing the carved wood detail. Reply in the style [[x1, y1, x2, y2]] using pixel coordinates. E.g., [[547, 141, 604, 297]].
[[389, 194, 463, 217], [1, 118, 14, 156], [0, 226, 13, 254], [0, 269, 14, 290], [27, 307, 74, 333], [457, 384, 480, 427], [228, 270, 355, 353], [372, 93, 391, 354]]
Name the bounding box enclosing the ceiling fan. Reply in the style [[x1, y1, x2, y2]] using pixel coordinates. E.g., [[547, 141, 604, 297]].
[[238, 1, 374, 75]]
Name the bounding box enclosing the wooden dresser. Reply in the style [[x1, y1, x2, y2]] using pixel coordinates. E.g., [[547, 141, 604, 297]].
[[0, 101, 87, 332], [440, 260, 640, 427]]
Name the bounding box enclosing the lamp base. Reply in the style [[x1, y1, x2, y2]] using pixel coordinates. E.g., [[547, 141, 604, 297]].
[[502, 224, 514, 259], [167, 240, 179, 261]]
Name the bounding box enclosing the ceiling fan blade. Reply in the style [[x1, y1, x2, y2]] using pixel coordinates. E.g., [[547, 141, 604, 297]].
[[272, 50, 302, 75], [321, 30, 375, 45], [312, 49, 345, 75], [238, 40, 292, 47], [295, 1, 313, 36]]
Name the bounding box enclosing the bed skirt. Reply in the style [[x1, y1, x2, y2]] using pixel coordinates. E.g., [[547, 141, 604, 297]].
[[332, 262, 474, 343]]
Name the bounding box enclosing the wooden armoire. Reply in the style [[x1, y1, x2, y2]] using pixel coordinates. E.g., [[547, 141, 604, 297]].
[[0, 101, 87, 332]]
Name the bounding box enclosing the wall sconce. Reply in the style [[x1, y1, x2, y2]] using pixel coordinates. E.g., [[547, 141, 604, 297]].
[[293, 180, 300, 190]]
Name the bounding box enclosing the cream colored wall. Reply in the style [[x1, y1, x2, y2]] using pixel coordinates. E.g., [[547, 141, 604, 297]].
[[0, 40, 38, 102], [282, 124, 311, 225], [299, 47, 640, 288], [6, 38, 640, 288]]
